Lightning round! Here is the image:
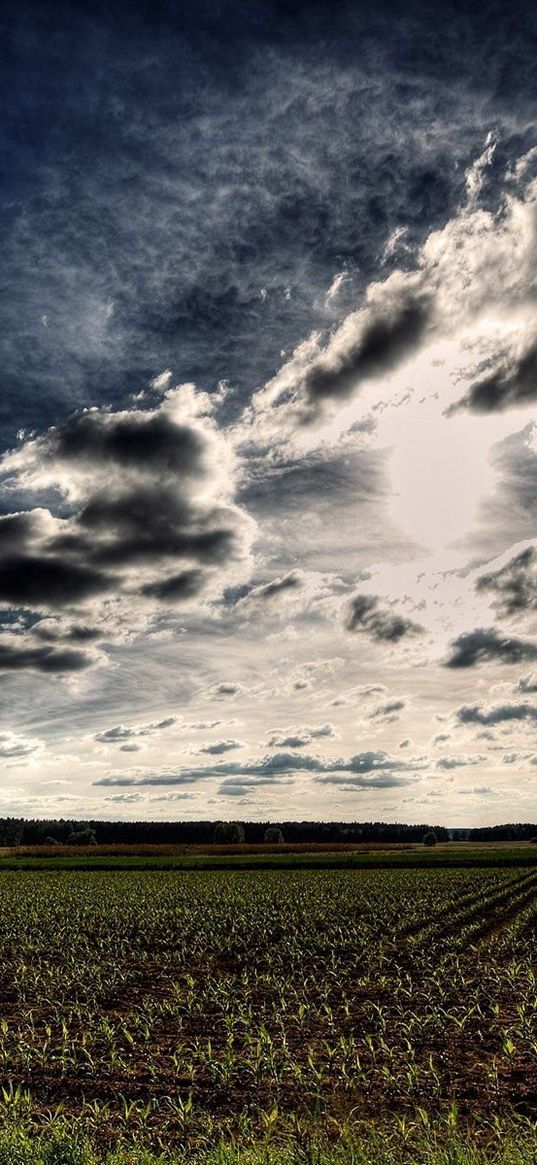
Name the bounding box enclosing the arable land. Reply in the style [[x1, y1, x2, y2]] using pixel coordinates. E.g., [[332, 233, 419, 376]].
[[1, 865, 537, 1162], [2, 839, 537, 870]]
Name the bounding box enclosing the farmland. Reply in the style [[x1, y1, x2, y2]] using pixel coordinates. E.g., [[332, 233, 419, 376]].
[[2, 866, 537, 1162]]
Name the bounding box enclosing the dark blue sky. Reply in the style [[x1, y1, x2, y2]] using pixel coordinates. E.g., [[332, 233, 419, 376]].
[[3, 1, 537, 824], [2, 0, 537, 445]]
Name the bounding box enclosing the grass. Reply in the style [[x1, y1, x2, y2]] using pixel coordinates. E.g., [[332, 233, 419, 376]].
[[1, 1118, 537, 1165], [1, 845, 537, 870], [0, 865, 536, 1159]]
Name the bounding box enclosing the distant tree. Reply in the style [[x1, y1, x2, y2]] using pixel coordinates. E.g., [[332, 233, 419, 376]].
[[423, 831, 438, 847], [0, 820, 23, 847], [44, 836, 63, 846], [264, 826, 284, 844], [66, 827, 97, 846], [213, 821, 245, 844]]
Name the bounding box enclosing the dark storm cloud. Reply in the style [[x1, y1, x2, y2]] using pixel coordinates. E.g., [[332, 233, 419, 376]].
[[456, 702, 537, 726], [454, 336, 537, 413], [140, 569, 205, 601], [0, 514, 43, 550], [0, 395, 252, 668], [445, 628, 537, 668], [302, 294, 432, 411], [347, 593, 423, 642], [0, 556, 111, 607], [0, 642, 93, 672], [77, 488, 237, 567], [476, 546, 537, 616], [51, 412, 205, 474], [32, 622, 102, 644]]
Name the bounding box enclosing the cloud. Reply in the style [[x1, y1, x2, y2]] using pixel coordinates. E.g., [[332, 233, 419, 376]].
[[244, 274, 434, 432], [266, 723, 334, 748], [370, 698, 407, 720], [93, 746, 422, 787], [517, 672, 537, 693], [0, 732, 42, 759], [210, 683, 244, 698], [435, 754, 484, 770], [456, 785, 493, 796], [298, 288, 432, 417], [0, 638, 95, 673], [241, 571, 303, 603], [445, 628, 537, 668], [95, 717, 176, 744], [347, 593, 423, 642], [217, 776, 295, 795], [200, 739, 244, 755], [476, 545, 537, 616], [456, 702, 537, 726], [453, 333, 537, 414], [313, 773, 414, 789], [0, 387, 253, 670]]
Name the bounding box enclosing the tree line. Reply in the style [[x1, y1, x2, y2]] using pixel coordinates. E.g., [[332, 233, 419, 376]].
[[0, 817, 535, 847]]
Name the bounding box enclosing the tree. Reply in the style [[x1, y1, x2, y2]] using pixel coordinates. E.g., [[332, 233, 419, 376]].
[[66, 827, 97, 846], [0, 820, 23, 847], [423, 831, 437, 847], [213, 821, 245, 844], [264, 826, 284, 844]]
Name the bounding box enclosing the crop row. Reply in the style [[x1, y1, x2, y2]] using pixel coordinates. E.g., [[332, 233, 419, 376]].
[[0, 868, 534, 1150]]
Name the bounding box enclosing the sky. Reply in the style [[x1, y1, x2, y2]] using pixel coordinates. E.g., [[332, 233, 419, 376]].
[[3, 1, 537, 827]]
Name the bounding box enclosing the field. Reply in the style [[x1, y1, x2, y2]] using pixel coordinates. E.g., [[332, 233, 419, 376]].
[[1, 840, 537, 871], [2, 866, 537, 1163]]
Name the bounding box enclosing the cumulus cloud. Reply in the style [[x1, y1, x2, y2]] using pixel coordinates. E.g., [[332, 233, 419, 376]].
[[200, 739, 244, 755], [0, 638, 95, 673], [0, 732, 42, 759], [266, 723, 334, 748], [0, 386, 254, 670], [95, 717, 176, 744], [347, 594, 423, 642], [239, 168, 537, 448], [93, 746, 422, 787], [209, 682, 245, 698], [456, 702, 537, 726], [445, 628, 537, 668], [435, 754, 484, 770]]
